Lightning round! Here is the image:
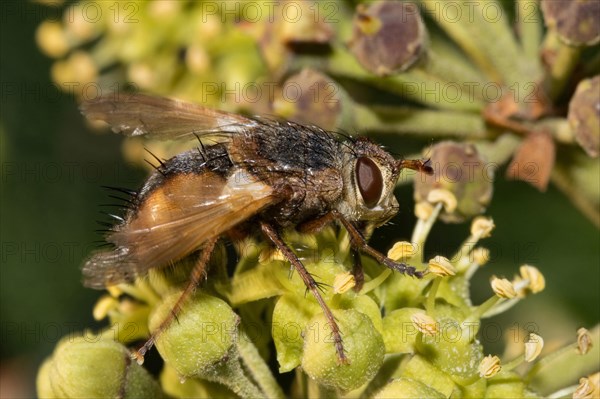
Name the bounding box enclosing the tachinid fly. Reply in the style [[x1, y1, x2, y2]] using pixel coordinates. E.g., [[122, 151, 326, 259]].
[[81, 93, 433, 364]]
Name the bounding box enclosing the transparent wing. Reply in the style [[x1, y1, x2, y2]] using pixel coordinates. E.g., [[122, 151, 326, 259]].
[[83, 169, 275, 288], [80, 93, 258, 140]]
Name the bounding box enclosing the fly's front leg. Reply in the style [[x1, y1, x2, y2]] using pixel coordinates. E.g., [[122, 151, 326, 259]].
[[260, 222, 349, 365], [299, 213, 366, 291], [331, 210, 424, 278]]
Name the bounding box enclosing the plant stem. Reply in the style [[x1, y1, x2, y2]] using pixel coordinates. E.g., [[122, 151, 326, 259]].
[[411, 203, 443, 262], [542, 30, 582, 100], [322, 48, 484, 112], [517, 0, 543, 67], [527, 325, 600, 396], [353, 104, 487, 138], [551, 166, 600, 228], [475, 133, 521, 165], [237, 330, 285, 399], [420, 0, 539, 91], [425, 278, 442, 315], [418, 0, 500, 81]]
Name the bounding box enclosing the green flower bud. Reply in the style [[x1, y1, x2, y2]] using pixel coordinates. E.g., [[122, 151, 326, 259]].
[[414, 141, 493, 223], [301, 309, 384, 391], [150, 292, 239, 379], [382, 307, 424, 354], [541, 0, 600, 46], [36, 21, 69, 58], [38, 335, 162, 399], [483, 370, 527, 398], [374, 377, 445, 399], [401, 354, 455, 396], [272, 68, 345, 131], [36, 359, 54, 399], [348, 1, 427, 76], [414, 306, 483, 386], [272, 294, 319, 372], [159, 363, 233, 399], [278, 0, 334, 44], [568, 76, 600, 158]]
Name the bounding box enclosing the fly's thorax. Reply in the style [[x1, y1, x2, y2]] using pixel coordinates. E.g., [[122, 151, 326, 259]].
[[336, 139, 400, 225]]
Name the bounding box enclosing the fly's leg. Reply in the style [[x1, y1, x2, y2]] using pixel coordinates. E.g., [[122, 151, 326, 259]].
[[298, 213, 366, 291], [261, 222, 349, 365], [351, 248, 365, 292], [331, 210, 424, 278], [132, 237, 218, 364]]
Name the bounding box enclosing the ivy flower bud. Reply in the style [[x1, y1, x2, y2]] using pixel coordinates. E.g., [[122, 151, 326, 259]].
[[349, 1, 427, 76], [374, 377, 445, 398], [568, 76, 599, 158], [577, 328, 593, 355], [478, 355, 502, 378], [428, 255, 456, 277], [388, 241, 417, 261], [524, 333, 544, 362], [414, 142, 493, 223], [63, 3, 101, 42], [36, 21, 69, 58], [491, 277, 518, 299], [37, 336, 162, 398], [272, 68, 344, 131], [150, 292, 240, 378], [301, 309, 384, 391], [541, 0, 600, 46], [410, 312, 438, 336]]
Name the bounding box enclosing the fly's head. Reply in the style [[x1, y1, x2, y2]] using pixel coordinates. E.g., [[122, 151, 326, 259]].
[[337, 138, 403, 226]]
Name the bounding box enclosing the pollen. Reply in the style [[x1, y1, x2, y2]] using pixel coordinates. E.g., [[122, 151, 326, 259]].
[[410, 312, 438, 336], [524, 333, 544, 362], [92, 295, 118, 321], [491, 276, 518, 299], [428, 255, 456, 277], [478, 355, 502, 378], [427, 188, 457, 213], [471, 216, 495, 238], [519, 265, 545, 294], [472, 247, 490, 266], [388, 241, 417, 261], [333, 272, 356, 294], [415, 201, 434, 220], [577, 328, 593, 355]]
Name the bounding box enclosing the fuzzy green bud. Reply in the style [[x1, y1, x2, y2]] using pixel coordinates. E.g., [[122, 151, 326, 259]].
[[374, 377, 445, 398], [37, 335, 162, 398], [568, 76, 600, 158], [349, 1, 427, 76], [483, 370, 526, 397], [272, 68, 344, 131], [150, 292, 239, 379], [414, 141, 493, 223], [382, 307, 425, 353], [541, 0, 600, 46], [301, 309, 384, 391], [272, 294, 319, 372]]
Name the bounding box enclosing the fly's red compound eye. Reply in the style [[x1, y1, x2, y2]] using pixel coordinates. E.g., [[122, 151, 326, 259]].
[[356, 157, 383, 208]]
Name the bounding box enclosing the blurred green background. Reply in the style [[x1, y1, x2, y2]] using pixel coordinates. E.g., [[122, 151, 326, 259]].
[[1, 2, 598, 397]]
